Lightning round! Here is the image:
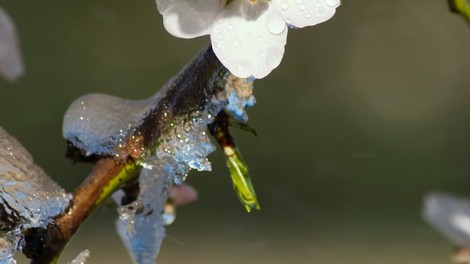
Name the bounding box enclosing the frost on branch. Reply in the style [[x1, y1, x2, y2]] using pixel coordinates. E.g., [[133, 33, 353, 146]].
[[0, 127, 70, 263]]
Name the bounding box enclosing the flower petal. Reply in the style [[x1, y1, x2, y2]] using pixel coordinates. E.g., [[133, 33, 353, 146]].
[[271, 0, 340, 28], [211, 0, 287, 79], [0, 7, 24, 82], [156, 0, 225, 39]]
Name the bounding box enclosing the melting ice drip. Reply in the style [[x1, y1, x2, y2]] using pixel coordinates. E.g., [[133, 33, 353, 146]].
[[113, 108, 218, 264], [0, 127, 71, 264], [62, 73, 255, 264]]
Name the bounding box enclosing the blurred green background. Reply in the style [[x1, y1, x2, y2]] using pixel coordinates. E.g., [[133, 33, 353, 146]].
[[1, 0, 470, 263]]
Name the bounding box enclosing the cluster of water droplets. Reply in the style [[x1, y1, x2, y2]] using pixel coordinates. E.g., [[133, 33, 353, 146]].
[[0, 127, 71, 263], [272, 0, 340, 25]]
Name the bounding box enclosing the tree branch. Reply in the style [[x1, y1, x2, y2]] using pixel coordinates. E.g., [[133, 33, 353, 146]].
[[22, 45, 228, 264]]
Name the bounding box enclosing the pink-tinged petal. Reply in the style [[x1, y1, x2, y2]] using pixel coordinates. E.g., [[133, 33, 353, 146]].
[[156, 0, 225, 39], [0, 7, 24, 82], [211, 0, 287, 79], [271, 0, 340, 28], [168, 184, 198, 206]]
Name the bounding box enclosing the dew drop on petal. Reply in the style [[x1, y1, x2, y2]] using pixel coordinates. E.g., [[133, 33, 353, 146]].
[[326, 0, 340, 7], [266, 12, 286, 35], [280, 2, 289, 9], [271, 0, 339, 28], [211, 0, 287, 78]]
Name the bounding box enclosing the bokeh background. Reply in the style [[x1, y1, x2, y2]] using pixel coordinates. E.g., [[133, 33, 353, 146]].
[[1, 0, 470, 263]]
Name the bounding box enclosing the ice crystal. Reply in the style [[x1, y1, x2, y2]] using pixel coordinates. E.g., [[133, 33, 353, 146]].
[[0, 236, 16, 264], [222, 75, 256, 121]]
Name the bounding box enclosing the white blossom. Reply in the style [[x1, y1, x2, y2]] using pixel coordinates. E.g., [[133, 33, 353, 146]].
[[0, 6, 24, 82], [156, 0, 340, 79]]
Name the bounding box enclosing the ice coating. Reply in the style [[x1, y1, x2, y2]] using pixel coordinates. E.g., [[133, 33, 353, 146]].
[[0, 6, 24, 82], [0, 127, 70, 262], [154, 109, 216, 185], [63, 93, 154, 156], [0, 236, 16, 264], [114, 108, 217, 264], [221, 75, 256, 122], [0, 127, 70, 229], [423, 192, 470, 247], [114, 167, 169, 264]]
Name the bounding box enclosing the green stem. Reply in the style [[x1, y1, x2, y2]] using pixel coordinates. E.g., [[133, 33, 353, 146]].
[[449, 0, 470, 25]]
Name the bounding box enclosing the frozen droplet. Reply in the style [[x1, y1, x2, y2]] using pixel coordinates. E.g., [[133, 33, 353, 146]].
[[266, 13, 286, 35], [162, 203, 176, 225], [280, 2, 289, 9]]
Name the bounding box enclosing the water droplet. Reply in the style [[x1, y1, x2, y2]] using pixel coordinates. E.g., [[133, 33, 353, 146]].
[[280, 2, 289, 9], [326, 0, 339, 7], [233, 64, 242, 72], [300, 4, 306, 11], [163, 203, 176, 225], [266, 13, 286, 35]]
